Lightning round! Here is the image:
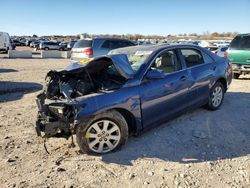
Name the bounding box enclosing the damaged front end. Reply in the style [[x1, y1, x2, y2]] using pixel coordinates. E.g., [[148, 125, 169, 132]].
[[35, 54, 133, 139], [36, 86, 79, 139]]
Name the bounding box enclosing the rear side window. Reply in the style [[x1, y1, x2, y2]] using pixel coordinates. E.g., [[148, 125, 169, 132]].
[[74, 40, 92, 48], [180, 49, 204, 68], [230, 35, 250, 50], [110, 40, 128, 49], [101, 40, 135, 49], [153, 50, 182, 74], [101, 40, 111, 49]]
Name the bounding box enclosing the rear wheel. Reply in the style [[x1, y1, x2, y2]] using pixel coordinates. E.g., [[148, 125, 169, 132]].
[[233, 73, 240, 79], [44, 47, 49, 51], [206, 82, 225, 110], [76, 110, 128, 154]]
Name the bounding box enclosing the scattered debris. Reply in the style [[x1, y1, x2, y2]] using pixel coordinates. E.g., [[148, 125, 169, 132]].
[[192, 130, 208, 139]]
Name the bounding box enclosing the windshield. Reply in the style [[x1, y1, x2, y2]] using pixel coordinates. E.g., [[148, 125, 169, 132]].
[[108, 48, 152, 73]]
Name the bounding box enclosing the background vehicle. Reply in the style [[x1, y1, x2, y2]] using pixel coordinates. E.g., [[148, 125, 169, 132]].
[[67, 40, 77, 50], [58, 42, 68, 51], [206, 46, 219, 53], [36, 44, 232, 154], [30, 40, 40, 48], [39, 41, 65, 51], [71, 38, 135, 60], [0, 32, 15, 53], [12, 39, 26, 46], [215, 46, 228, 58], [228, 33, 250, 79]]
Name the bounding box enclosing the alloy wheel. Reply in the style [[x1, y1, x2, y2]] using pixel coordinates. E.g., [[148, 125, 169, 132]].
[[85, 120, 121, 153], [211, 86, 223, 107]]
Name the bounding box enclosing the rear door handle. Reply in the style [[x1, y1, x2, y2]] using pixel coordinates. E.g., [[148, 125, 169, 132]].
[[211, 66, 217, 71], [180, 75, 187, 81]]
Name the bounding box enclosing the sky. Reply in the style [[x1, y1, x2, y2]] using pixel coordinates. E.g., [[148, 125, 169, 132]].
[[1, 0, 250, 36]]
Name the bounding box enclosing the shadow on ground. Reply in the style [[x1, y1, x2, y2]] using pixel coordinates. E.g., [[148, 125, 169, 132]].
[[102, 92, 250, 165], [0, 68, 18, 73], [0, 81, 42, 102]]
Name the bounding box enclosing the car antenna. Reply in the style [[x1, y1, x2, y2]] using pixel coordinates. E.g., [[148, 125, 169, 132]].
[[43, 138, 50, 154]]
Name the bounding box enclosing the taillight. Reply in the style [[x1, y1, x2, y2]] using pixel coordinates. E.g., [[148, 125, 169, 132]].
[[214, 51, 218, 54], [224, 51, 228, 58], [83, 48, 93, 55]]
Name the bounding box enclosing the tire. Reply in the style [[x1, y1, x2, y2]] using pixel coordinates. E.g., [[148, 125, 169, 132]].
[[59, 47, 64, 51], [233, 73, 240, 79], [206, 82, 225, 111], [76, 110, 128, 154], [44, 47, 49, 51]]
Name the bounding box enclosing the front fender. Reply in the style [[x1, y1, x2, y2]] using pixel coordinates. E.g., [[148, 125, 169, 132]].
[[74, 88, 142, 133]]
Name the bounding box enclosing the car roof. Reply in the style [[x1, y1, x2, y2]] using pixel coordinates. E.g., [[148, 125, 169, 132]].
[[114, 43, 201, 52], [77, 37, 133, 41], [237, 33, 250, 36]]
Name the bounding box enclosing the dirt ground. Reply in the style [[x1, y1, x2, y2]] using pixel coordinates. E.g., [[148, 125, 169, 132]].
[[0, 58, 249, 188]]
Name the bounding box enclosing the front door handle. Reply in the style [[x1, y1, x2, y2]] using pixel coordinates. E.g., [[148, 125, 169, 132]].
[[180, 75, 187, 81]]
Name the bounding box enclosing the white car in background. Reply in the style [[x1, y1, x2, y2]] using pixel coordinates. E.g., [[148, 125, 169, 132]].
[[206, 46, 228, 58], [214, 41, 231, 47], [215, 46, 228, 58], [0, 32, 15, 53]]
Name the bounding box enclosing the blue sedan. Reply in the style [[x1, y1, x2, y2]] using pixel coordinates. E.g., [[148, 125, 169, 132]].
[[36, 44, 232, 154]]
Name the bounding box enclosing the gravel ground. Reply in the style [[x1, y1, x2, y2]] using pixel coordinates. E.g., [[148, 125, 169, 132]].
[[0, 58, 249, 188]]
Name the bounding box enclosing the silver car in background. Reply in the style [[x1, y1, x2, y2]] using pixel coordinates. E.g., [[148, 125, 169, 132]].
[[39, 41, 65, 51], [71, 38, 135, 60]]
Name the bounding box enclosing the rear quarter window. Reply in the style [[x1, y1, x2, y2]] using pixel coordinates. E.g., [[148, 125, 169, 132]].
[[202, 52, 214, 64]]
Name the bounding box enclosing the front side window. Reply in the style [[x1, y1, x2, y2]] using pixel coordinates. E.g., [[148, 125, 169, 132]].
[[181, 49, 204, 68], [152, 50, 181, 74]]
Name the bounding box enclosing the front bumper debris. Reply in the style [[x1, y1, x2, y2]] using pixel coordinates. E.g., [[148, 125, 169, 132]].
[[35, 93, 74, 138]]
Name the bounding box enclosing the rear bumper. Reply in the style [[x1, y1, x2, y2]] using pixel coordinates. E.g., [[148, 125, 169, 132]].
[[232, 64, 250, 74], [70, 52, 92, 61]]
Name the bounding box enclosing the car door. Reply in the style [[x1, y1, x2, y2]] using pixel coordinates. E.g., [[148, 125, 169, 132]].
[[179, 48, 216, 108], [140, 49, 189, 129]]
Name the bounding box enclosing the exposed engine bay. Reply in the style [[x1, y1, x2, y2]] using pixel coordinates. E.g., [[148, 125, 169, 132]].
[[45, 60, 126, 100], [36, 56, 132, 138]]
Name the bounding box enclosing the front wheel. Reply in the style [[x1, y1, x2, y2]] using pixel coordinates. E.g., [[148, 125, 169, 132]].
[[206, 82, 225, 110], [76, 110, 128, 154]]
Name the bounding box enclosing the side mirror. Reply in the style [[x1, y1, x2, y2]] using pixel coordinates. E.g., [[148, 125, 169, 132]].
[[145, 69, 165, 80]]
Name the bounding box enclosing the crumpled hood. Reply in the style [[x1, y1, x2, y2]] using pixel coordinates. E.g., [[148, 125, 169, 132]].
[[62, 54, 134, 79]]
